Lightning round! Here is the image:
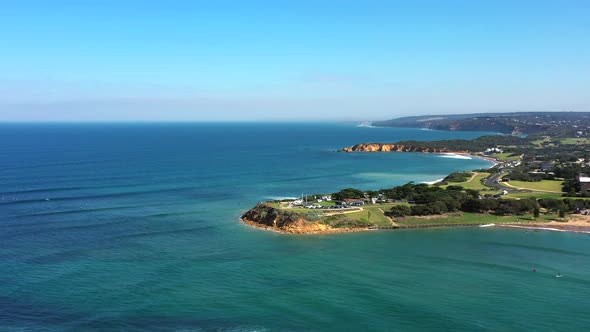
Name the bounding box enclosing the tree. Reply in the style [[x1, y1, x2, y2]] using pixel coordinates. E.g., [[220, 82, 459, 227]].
[[389, 205, 411, 217], [559, 208, 566, 218], [465, 189, 480, 199], [533, 207, 540, 219], [332, 188, 365, 201], [428, 201, 448, 214], [539, 198, 564, 212], [410, 204, 432, 216]]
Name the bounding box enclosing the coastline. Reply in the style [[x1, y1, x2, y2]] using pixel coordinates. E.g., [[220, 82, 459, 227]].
[[499, 224, 590, 234], [421, 152, 498, 185], [499, 215, 590, 234], [448, 152, 499, 168], [241, 150, 508, 235], [241, 148, 589, 236], [240, 217, 371, 235], [242, 215, 590, 235]]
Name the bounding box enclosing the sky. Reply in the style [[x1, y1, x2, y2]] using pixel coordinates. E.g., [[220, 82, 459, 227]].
[[0, 0, 589, 122]]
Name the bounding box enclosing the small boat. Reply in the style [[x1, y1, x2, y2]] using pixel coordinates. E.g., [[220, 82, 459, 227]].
[[479, 223, 496, 228]]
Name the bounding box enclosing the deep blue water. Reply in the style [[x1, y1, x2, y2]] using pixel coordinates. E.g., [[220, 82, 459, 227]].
[[1, 123, 589, 331]]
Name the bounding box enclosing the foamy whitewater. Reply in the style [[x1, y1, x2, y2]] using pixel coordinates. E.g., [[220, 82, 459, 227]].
[[438, 153, 473, 160]]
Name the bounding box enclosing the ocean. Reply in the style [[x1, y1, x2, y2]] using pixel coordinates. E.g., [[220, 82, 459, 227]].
[[1, 123, 589, 331]]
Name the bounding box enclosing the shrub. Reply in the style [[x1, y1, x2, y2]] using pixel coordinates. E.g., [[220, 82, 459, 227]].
[[389, 205, 411, 217], [443, 172, 471, 183]]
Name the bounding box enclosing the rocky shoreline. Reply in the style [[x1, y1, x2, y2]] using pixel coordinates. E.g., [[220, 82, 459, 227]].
[[240, 145, 583, 235], [339, 143, 464, 153], [240, 203, 369, 234]]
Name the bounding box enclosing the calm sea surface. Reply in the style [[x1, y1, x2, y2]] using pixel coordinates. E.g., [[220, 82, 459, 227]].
[[1, 123, 589, 331]]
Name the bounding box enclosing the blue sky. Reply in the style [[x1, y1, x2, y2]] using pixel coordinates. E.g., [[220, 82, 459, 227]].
[[1, 0, 589, 121]]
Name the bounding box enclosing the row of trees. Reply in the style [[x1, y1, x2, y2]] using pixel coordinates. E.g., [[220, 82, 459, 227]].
[[538, 198, 590, 212], [332, 182, 590, 218], [388, 189, 590, 218], [389, 195, 541, 217]]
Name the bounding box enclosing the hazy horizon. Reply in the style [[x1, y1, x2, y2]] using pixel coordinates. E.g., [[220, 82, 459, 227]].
[[1, 1, 589, 122]]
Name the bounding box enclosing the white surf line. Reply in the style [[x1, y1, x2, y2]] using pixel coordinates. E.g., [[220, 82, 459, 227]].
[[499, 224, 590, 234], [422, 178, 445, 185]]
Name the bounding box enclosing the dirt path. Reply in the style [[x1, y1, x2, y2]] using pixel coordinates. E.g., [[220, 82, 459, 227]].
[[378, 207, 398, 226], [323, 207, 363, 216]]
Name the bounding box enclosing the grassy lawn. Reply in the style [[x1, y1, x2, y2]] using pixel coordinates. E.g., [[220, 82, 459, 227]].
[[490, 152, 522, 161], [396, 212, 546, 226], [558, 137, 590, 145], [506, 180, 564, 193], [331, 207, 392, 226], [440, 172, 492, 191], [373, 202, 410, 210], [266, 201, 577, 228], [531, 138, 554, 147], [502, 192, 564, 200], [267, 202, 286, 209], [502, 192, 590, 200]]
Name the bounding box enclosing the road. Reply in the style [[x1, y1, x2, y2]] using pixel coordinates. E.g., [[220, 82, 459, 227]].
[[484, 172, 530, 193], [484, 172, 507, 190]]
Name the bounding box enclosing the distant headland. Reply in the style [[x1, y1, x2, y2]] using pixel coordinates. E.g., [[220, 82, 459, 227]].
[[371, 111, 590, 134], [242, 112, 590, 235], [339, 143, 460, 153]]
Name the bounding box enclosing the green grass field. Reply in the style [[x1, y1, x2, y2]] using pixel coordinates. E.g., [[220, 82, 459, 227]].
[[529, 137, 590, 147], [396, 212, 547, 226], [490, 152, 522, 161], [502, 192, 590, 200], [505, 180, 564, 193], [531, 138, 553, 146], [441, 172, 492, 191], [342, 207, 392, 226], [558, 137, 590, 145], [266, 200, 575, 228]]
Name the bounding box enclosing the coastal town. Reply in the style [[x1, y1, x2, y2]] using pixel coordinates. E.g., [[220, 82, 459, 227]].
[[243, 115, 590, 234]]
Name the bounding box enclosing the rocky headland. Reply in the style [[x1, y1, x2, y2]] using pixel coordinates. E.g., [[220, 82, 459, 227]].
[[241, 203, 368, 234], [339, 143, 465, 153]]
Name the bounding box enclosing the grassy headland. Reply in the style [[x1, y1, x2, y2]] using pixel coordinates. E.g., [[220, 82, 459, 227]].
[[243, 113, 590, 234]]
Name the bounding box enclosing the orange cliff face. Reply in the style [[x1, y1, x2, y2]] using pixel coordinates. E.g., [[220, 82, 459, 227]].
[[339, 143, 465, 153]]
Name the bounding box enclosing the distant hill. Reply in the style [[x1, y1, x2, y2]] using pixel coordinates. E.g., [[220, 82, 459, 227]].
[[372, 112, 590, 135]]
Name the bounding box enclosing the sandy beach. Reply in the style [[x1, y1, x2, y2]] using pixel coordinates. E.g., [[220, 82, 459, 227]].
[[500, 215, 590, 234]]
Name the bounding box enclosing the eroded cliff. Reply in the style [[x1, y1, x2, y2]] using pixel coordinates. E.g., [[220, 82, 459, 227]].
[[241, 204, 366, 234], [339, 143, 459, 153]]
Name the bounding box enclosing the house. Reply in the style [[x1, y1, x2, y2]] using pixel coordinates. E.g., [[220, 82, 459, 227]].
[[343, 198, 365, 207], [577, 174, 590, 193], [484, 147, 503, 155], [540, 162, 554, 171]]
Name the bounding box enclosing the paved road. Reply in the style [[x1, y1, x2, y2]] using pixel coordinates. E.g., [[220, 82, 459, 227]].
[[484, 172, 530, 193], [484, 172, 507, 190]]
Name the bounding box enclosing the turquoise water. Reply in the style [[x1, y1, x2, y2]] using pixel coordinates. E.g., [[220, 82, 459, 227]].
[[1, 123, 589, 331]]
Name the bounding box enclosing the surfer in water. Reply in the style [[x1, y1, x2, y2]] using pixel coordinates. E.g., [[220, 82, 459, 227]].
[[556, 272, 562, 278]]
